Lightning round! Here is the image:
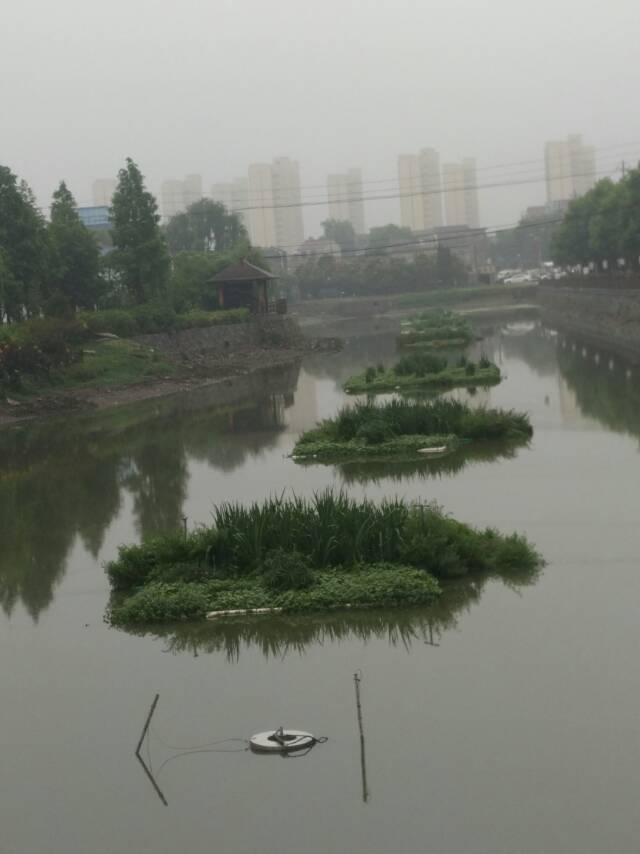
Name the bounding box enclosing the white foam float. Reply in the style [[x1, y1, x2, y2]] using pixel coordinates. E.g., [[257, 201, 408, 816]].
[[249, 728, 317, 753]]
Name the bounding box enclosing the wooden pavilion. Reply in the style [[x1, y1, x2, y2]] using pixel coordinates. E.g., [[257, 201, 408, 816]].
[[211, 260, 276, 314]]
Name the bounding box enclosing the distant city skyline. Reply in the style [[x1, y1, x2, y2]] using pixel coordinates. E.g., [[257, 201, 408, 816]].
[[84, 132, 614, 250]]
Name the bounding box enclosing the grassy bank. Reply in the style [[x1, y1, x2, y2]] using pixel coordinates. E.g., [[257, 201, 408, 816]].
[[0, 308, 248, 397], [106, 492, 542, 624], [344, 352, 500, 393], [292, 399, 532, 461], [7, 339, 177, 399]]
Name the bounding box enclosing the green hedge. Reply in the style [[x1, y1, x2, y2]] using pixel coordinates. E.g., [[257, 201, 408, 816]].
[[77, 306, 249, 337]]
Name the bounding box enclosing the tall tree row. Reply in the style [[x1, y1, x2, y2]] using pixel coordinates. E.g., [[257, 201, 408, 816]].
[[0, 158, 176, 321], [552, 168, 640, 269]]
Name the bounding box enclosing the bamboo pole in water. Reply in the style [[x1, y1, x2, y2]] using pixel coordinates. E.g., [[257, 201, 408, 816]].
[[354, 672, 370, 803], [135, 693, 160, 758]]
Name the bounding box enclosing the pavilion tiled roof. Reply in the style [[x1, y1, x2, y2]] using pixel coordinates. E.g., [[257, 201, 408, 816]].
[[211, 259, 275, 282]]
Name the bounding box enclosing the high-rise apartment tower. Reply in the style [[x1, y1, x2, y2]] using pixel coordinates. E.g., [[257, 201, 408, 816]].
[[160, 174, 203, 220], [545, 135, 596, 203], [326, 168, 365, 234], [92, 179, 117, 207], [247, 157, 304, 249], [398, 149, 443, 232], [442, 158, 479, 228]]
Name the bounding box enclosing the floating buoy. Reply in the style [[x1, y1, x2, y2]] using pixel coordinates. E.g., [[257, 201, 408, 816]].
[[249, 727, 318, 753]]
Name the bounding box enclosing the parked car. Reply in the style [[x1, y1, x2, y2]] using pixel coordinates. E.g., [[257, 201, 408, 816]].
[[504, 272, 535, 284]]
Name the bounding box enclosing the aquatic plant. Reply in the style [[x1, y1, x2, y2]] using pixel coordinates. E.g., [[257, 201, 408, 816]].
[[397, 309, 474, 349], [106, 491, 543, 625], [293, 398, 532, 459], [343, 354, 500, 393]]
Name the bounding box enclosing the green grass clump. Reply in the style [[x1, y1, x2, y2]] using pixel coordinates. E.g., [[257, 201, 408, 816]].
[[294, 398, 531, 459], [344, 352, 501, 394], [397, 309, 474, 350], [108, 564, 442, 624], [106, 491, 543, 625]]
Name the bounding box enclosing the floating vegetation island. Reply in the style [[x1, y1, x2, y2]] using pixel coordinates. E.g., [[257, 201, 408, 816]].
[[292, 399, 532, 462], [344, 352, 501, 394], [398, 309, 475, 350], [106, 492, 542, 625]]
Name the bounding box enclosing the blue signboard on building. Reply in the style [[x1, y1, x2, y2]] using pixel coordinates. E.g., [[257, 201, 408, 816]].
[[76, 205, 111, 229]]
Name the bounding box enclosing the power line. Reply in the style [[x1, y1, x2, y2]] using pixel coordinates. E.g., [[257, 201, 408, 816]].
[[164, 148, 639, 210], [261, 215, 566, 260], [74, 138, 640, 208], [155, 163, 624, 220]]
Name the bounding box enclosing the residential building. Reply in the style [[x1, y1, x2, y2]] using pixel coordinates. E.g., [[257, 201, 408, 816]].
[[462, 158, 480, 228], [160, 174, 203, 220], [211, 177, 249, 227], [92, 179, 116, 207], [545, 134, 596, 203], [272, 157, 304, 250], [327, 168, 365, 234], [398, 148, 442, 232], [247, 157, 304, 250], [247, 163, 277, 248], [442, 158, 480, 228]]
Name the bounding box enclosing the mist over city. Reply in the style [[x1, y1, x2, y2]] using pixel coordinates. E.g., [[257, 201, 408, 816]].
[[2, 3, 640, 853], [3, 0, 639, 235]]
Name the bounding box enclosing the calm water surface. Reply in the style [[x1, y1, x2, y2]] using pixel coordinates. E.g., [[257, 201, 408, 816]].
[[1, 321, 639, 854]]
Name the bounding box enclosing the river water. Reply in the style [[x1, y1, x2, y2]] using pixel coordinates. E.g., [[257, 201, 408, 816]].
[[1, 320, 639, 854]]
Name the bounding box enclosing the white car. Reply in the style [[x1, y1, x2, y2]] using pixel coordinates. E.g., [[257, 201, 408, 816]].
[[504, 273, 533, 284]]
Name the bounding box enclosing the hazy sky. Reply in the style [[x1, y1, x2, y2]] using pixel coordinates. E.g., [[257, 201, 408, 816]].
[[2, 0, 639, 235]]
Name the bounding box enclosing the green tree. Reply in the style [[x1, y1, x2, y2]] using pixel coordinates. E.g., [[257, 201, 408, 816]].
[[368, 223, 413, 254], [552, 170, 640, 270], [617, 169, 640, 269], [110, 158, 169, 304], [321, 218, 357, 252], [0, 166, 49, 320], [168, 241, 266, 310], [47, 181, 101, 312], [165, 199, 247, 254]]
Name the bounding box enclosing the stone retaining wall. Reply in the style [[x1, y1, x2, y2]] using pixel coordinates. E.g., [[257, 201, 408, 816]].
[[134, 315, 302, 357], [538, 286, 640, 362]]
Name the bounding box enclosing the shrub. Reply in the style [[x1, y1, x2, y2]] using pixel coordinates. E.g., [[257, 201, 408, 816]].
[[395, 352, 447, 376], [365, 366, 376, 383], [131, 303, 177, 333], [465, 362, 476, 376], [79, 309, 138, 338], [0, 318, 87, 389], [260, 549, 314, 591], [479, 354, 491, 369]]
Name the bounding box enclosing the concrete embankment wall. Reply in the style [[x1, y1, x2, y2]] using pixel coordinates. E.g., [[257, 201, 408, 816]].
[[292, 285, 538, 320], [134, 315, 302, 357], [538, 285, 640, 362]]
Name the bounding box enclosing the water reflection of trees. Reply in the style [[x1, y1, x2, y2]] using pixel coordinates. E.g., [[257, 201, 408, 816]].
[[556, 339, 640, 438], [295, 440, 527, 486], [0, 366, 299, 619], [498, 322, 559, 377], [123, 567, 539, 662]]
